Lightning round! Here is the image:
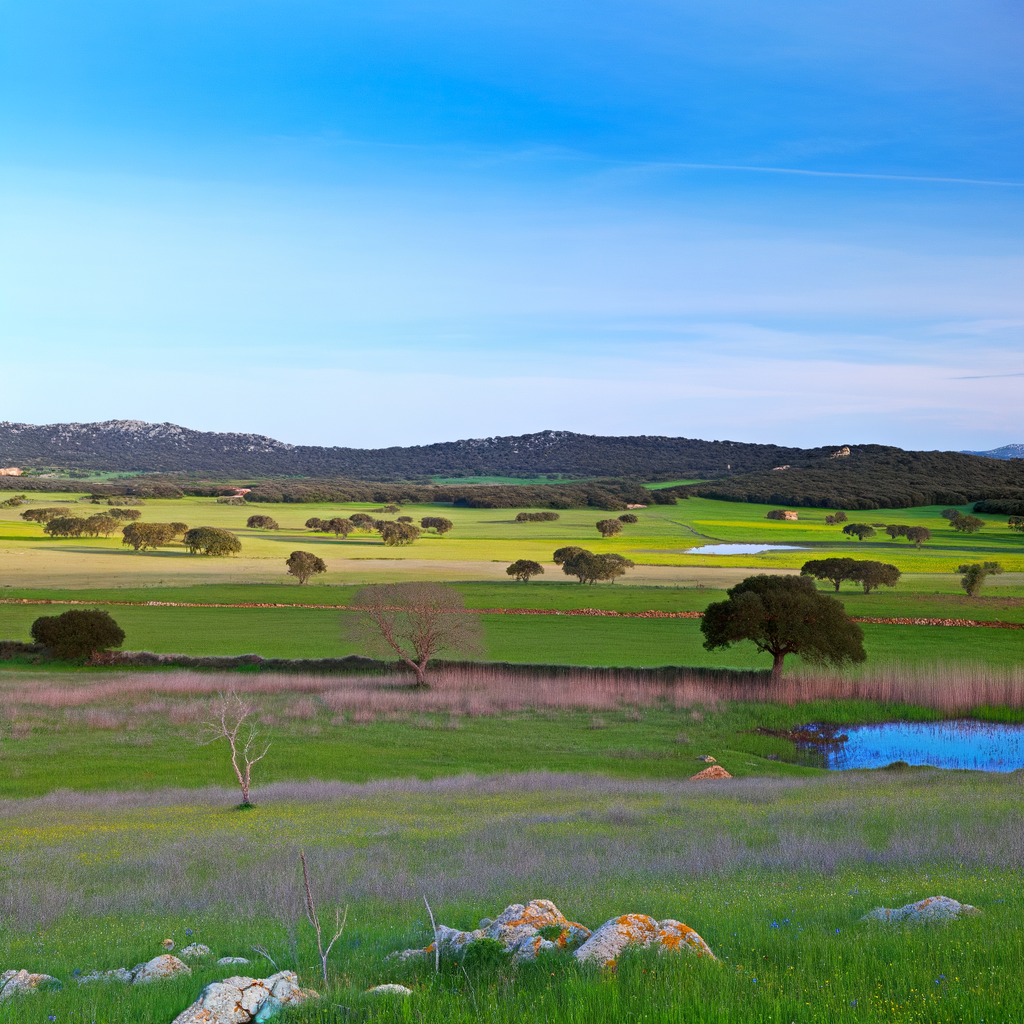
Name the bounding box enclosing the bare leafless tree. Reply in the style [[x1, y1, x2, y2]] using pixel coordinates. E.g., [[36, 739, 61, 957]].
[[202, 692, 270, 807], [346, 582, 484, 687], [300, 851, 348, 987]]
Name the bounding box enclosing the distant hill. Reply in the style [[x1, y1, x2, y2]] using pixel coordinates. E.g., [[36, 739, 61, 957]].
[[2, 420, 1023, 510], [960, 444, 1024, 461], [683, 446, 1024, 509], [0, 419, 842, 480]]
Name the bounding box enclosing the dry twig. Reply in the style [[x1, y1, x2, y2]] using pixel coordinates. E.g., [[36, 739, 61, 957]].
[[301, 850, 348, 986]]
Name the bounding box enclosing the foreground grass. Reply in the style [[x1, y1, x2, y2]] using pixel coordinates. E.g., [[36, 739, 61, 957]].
[[0, 772, 1020, 1023]]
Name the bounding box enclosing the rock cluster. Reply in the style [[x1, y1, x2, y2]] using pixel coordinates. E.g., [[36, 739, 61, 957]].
[[180, 944, 212, 959], [391, 899, 592, 963], [0, 969, 61, 999], [387, 899, 714, 970], [575, 914, 716, 967], [77, 954, 192, 986], [862, 895, 980, 924], [171, 970, 318, 1024]]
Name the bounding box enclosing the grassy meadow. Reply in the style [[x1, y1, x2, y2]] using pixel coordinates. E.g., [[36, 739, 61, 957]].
[[0, 771, 1020, 1023], [1, 488, 1022, 1022]]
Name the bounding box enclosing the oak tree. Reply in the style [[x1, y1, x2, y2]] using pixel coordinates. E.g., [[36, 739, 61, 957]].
[[506, 559, 544, 582], [30, 609, 125, 660], [701, 575, 866, 684], [286, 550, 327, 584]]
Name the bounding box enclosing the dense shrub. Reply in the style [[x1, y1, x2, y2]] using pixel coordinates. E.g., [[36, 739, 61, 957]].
[[618, 513, 638, 523], [823, 512, 848, 525], [21, 507, 66, 523], [553, 547, 634, 584], [974, 498, 1024, 516], [842, 524, 876, 541], [514, 512, 560, 522], [183, 526, 242, 555], [421, 516, 454, 535], [30, 609, 125, 659], [506, 559, 544, 581], [949, 513, 984, 534], [595, 519, 623, 537], [378, 521, 420, 546], [958, 561, 1003, 596], [246, 515, 279, 529], [44, 516, 85, 537], [122, 522, 180, 551]]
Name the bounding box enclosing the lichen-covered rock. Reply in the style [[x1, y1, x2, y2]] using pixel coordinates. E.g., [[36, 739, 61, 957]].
[[163, 938, 177, 950], [180, 944, 212, 959], [367, 984, 413, 996], [170, 971, 318, 1024], [217, 957, 250, 965], [76, 968, 134, 985], [386, 900, 592, 963], [655, 919, 716, 957], [696, 755, 717, 763], [862, 896, 980, 924], [0, 969, 62, 999], [574, 914, 716, 967], [689, 765, 732, 780], [133, 954, 191, 984]]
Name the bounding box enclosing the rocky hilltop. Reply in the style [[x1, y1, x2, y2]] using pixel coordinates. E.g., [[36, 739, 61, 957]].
[[0, 420, 837, 479]]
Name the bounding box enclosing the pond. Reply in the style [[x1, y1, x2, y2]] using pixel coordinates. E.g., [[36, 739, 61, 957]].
[[686, 543, 809, 555], [793, 720, 1024, 772]]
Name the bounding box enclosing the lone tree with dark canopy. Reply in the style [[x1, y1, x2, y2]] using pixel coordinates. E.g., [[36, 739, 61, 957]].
[[800, 557, 860, 592], [700, 574, 866, 684], [958, 561, 1003, 596], [842, 523, 876, 541], [286, 550, 327, 584], [506, 559, 544, 582], [31, 609, 125, 660], [247, 515, 279, 530], [347, 582, 484, 687], [850, 560, 901, 594], [595, 519, 623, 537]]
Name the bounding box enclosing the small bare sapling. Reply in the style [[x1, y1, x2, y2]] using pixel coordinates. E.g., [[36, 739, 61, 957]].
[[300, 851, 348, 986], [203, 692, 270, 807]]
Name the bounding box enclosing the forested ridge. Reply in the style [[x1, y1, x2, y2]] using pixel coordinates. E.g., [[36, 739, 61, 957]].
[[2, 420, 1022, 510], [681, 446, 1024, 509], [0, 419, 839, 479]]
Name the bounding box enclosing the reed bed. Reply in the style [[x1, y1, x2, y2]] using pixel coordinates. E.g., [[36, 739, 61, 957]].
[[5, 661, 1024, 716]]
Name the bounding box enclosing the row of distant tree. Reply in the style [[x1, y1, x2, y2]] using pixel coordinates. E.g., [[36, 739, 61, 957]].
[[20, 507, 240, 555]]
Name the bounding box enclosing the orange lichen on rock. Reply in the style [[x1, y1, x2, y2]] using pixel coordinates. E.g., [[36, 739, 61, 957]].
[[689, 765, 732, 780], [656, 920, 715, 956], [574, 913, 715, 967], [386, 899, 591, 964]]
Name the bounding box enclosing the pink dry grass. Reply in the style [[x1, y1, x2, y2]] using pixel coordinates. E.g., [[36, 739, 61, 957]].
[[3, 661, 1023, 715]]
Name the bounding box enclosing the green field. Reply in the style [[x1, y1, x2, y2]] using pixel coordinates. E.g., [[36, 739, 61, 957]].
[[3, 493, 1021, 594], [0, 770, 1019, 1023], [2, 489, 1023, 1022], [2, 597, 1022, 669]]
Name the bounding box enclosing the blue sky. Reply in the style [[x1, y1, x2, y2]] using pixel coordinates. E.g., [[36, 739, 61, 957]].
[[1, 0, 1022, 450]]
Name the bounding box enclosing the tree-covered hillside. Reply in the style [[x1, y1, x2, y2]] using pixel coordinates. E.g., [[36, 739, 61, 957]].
[[681, 446, 1024, 509], [0, 420, 836, 479]]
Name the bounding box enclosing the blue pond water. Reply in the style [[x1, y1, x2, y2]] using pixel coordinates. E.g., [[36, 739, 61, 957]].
[[803, 720, 1024, 772], [687, 544, 808, 555]]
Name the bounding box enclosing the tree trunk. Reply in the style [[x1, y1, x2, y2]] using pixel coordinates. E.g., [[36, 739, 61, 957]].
[[771, 651, 785, 685]]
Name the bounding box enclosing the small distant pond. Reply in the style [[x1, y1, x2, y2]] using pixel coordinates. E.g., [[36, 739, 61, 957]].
[[792, 720, 1024, 772], [687, 544, 809, 556]]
